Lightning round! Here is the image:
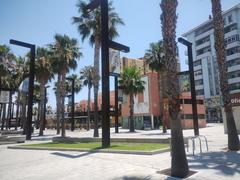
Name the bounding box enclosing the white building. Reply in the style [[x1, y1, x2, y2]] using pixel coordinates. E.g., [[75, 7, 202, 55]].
[[182, 3, 240, 123]]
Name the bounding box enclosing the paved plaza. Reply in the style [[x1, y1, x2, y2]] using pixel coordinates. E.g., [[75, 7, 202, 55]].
[[0, 123, 240, 180]]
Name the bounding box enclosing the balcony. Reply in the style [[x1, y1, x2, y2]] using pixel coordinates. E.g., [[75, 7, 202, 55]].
[[227, 53, 240, 61], [195, 29, 213, 41], [228, 77, 240, 84], [226, 41, 240, 50], [224, 29, 239, 38], [228, 64, 240, 72], [194, 75, 203, 80], [194, 65, 202, 71], [196, 41, 211, 51]]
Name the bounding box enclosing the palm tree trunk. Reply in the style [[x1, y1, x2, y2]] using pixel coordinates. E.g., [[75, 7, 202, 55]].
[[93, 40, 100, 137], [129, 93, 135, 132], [39, 82, 45, 136], [56, 74, 61, 135], [87, 85, 91, 131], [161, 0, 189, 177], [36, 102, 40, 129], [15, 91, 20, 130], [22, 92, 27, 134], [211, 0, 239, 150], [1, 103, 6, 130], [60, 69, 67, 137], [158, 72, 167, 133]]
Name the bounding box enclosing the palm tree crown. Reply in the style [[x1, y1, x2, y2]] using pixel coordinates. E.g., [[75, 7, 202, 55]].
[[119, 66, 145, 95], [72, 0, 124, 45]]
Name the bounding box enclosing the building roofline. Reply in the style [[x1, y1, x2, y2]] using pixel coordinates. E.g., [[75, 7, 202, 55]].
[[182, 3, 240, 37]]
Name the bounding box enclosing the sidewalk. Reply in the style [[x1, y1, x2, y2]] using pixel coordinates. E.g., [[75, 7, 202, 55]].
[[0, 123, 239, 180]]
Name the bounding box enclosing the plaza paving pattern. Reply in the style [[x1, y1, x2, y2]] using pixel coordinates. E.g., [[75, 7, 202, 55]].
[[0, 123, 239, 180]]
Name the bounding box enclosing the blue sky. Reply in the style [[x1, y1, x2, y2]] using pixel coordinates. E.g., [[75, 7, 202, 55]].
[[0, 0, 239, 109]]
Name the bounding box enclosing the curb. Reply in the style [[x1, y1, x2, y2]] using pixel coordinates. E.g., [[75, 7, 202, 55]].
[[7, 145, 170, 155]]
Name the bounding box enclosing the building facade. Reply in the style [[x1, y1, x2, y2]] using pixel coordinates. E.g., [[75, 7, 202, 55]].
[[121, 57, 206, 130], [182, 3, 240, 123]]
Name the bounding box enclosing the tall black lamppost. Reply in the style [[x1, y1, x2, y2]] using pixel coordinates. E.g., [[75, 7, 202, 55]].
[[66, 77, 75, 131], [10, 39, 35, 140], [178, 37, 199, 136], [86, 0, 129, 147], [43, 85, 50, 130]]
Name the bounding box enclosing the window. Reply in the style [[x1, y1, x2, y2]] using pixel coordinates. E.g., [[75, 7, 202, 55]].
[[138, 92, 144, 103], [227, 58, 240, 67], [184, 99, 192, 104], [195, 79, 203, 86], [184, 114, 193, 119], [194, 69, 202, 76], [229, 83, 240, 91], [225, 34, 240, 45], [224, 17, 227, 26], [228, 70, 240, 79], [194, 60, 202, 67], [228, 15, 233, 23], [196, 36, 210, 46], [197, 46, 211, 56], [198, 114, 205, 119], [197, 100, 204, 104], [224, 23, 237, 34], [227, 46, 240, 56], [196, 89, 204, 96]]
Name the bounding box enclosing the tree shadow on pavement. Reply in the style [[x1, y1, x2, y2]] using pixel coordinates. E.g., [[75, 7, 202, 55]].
[[51, 151, 97, 159], [188, 151, 240, 176], [112, 175, 152, 180]]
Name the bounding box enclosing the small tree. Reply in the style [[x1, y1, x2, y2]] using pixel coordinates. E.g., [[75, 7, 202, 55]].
[[119, 66, 145, 132], [211, 0, 240, 150], [161, 0, 189, 177], [80, 66, 94, 130], [144, 41, 167, 133], [35, 47, 53, 136]]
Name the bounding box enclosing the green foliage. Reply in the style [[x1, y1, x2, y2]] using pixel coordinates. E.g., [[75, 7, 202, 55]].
[[119, 66, 145, 96], [80, 65, 95, 88], [72, 0, 124, 45], [144, 41, 166, 72], [49, 34, 82, 73], [66, 74, 82, 94], [35, 47, 54, 84]]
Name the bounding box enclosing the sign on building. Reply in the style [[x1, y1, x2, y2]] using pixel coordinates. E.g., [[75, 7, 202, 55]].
[[109, 48, 121, 74]]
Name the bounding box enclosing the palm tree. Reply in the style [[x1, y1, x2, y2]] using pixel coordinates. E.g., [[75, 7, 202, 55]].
[[80, 66, 94, 131], [73, 0, 124, 137], [211, 0, 240, 150], [144, 41, 167, 133], [119, 66, 145, 132], [66, 74, 82, 95], [35, 47, 53, 136], [50, 34, 81, 137], [160, 0, 189, 177]]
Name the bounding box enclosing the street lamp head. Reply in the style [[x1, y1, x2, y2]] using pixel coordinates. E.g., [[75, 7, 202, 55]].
[[10, 39, 35, 49], [178, 37, 192, 47]]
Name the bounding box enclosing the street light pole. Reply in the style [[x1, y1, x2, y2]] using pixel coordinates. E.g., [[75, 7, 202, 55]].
[[85, 0, 129, 148], [178, 37, 199, 136], [101, 0, 110, 148], [71, 78, 75, 131], [10, 39, 35, 140]]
